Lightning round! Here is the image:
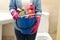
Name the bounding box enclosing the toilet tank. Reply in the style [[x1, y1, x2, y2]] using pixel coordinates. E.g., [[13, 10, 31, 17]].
[[37, 12, 49, 33]]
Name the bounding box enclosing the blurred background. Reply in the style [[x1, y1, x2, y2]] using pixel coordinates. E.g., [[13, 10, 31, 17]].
[[0, 0, 60, 40]]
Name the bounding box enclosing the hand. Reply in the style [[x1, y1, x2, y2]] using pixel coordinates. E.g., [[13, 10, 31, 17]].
[[31, 17, 41, 34], [13, 14, 20, 20], [11, 10, 20, 20]]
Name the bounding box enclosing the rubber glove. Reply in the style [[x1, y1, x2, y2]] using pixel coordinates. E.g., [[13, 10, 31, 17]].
[[31, 16, 41, 34], [11, 10, 20, 20]]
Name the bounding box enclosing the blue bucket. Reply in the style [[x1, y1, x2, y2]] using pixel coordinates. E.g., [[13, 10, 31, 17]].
[[16, 17, 36, 34]]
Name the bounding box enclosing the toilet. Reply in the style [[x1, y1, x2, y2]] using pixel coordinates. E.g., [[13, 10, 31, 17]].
[[35, 12, 52, 40], [36, 33, 52, 40]]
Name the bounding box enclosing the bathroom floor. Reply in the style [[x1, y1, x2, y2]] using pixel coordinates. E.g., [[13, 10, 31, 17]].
[[2, 36, 15, 40], [50, 33, 56, 40]]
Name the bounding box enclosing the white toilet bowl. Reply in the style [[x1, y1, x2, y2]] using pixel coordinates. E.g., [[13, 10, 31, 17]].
[[35, 13, 52, 40], [36, 33, 52, 40]]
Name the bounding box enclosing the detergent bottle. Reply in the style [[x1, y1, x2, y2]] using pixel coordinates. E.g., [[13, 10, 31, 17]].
[[21, 7, 26, 15], [27, 3, 35, 18]]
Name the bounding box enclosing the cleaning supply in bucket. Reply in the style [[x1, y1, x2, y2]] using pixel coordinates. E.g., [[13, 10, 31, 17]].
[[27, 4, 35, 18], [17, 7, 26, 18]]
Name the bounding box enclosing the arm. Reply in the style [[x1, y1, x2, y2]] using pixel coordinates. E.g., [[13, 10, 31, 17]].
[[31, 0, 42, 34], [9, 0, 20, 20], [31, 16, 41, 34], [35, 0, 42, 13], [9, 0, 17, 10]]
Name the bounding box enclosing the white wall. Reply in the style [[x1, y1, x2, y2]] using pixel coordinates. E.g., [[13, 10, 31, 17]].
[[0, 0, 10, 12]]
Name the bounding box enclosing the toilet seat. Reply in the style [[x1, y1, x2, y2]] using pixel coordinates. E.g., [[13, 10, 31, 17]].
[[36, 33, 52, 40]]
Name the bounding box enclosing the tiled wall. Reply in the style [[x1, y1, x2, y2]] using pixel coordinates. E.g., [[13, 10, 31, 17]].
[[56, 1, 60, 40]]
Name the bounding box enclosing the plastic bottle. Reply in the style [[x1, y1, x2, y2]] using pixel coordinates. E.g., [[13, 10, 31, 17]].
[[17, 8, 26, 17], [27, 3, 35, 18]]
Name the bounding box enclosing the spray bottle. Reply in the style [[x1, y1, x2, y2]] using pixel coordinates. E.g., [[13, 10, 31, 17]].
[[27, 3, 35, 18]]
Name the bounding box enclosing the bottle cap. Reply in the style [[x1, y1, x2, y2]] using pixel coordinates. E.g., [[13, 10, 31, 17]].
[[17, 8, 21, 12], [22, 7, 25, 10]]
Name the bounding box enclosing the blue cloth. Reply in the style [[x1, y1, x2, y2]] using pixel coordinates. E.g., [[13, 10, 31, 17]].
[[9, 0, 42, 34]]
